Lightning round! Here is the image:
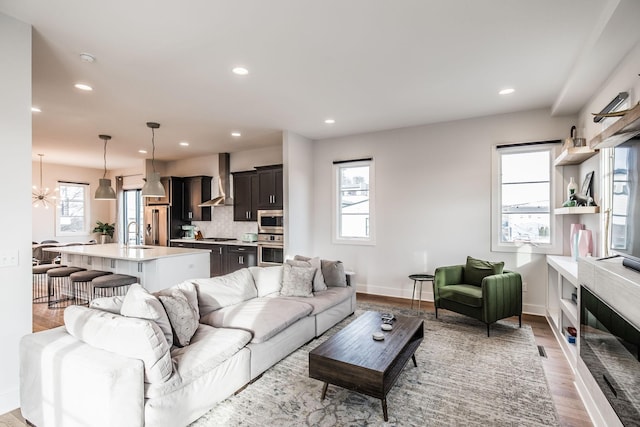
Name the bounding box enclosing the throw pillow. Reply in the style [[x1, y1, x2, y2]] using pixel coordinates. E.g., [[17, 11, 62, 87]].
[[464, 256, 505, 286], [121, 284, 173, 346], [280, 263, 315, 297], [250, 265, 284, 297], [155, 281, 200, 318], [293, 256, 327, 292], [321, 259, 347, 287], [158, 289, 199, 347]]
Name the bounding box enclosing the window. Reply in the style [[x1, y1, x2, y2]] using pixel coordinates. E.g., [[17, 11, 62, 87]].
[[333, 159, 375, 244], [56, 182, 90, 236], [122, 189, 143, 245], [491, 144, 562, 254]]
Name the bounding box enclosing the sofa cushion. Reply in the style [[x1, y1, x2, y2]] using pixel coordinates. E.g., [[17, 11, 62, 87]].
[[90, 295, 125, 314], [158, 289, 199, 347], [64, 305, 172, 384], [192, 269, 257, 316], [280, 263, 315, 297], [274, 286, 355, 315], [249, 266, 283, 297], [199, 298, 313, 343], [155, 281, 200, 318], [321, 259, 347, 287], [464, 256, 504, 286], [145, 324, 252, 399], [292, 256, 327, 292], [439, 284, 483, 308], [121, 284, 173, 346]]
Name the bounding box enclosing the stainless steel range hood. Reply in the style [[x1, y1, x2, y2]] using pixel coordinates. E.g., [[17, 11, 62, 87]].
[[198, 152, 233, 207]]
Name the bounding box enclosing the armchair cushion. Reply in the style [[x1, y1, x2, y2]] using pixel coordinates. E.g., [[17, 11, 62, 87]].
[[438, 284, 483, 307], [464, 256, 504, 286]]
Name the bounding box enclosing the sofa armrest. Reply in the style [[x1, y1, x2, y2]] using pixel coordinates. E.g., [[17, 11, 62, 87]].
[[20, 326, 145, 427], [481, 271, 523, 323], [434, 265, 464, 302]]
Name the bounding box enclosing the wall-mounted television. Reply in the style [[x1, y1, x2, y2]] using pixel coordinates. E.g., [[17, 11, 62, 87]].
[[611, 136, 640, 272]]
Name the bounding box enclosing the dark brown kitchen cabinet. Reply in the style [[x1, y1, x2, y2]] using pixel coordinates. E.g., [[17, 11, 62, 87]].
[[226, 245, 257, 273], [196, 243, 226, 277], [256, 165, 283, 209], [183, 176, 212, 221], [169, 241, 195, 248], [232, 171, 258, 221]]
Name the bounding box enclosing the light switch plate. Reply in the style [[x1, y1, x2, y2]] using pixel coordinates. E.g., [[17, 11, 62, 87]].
[[0, 250, 19, 268]]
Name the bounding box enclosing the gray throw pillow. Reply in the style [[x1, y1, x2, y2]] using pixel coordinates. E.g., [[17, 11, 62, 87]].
[[280, 263, 315, 297], [288, 257, 327, 292], [321, 259, 347, 287], [158, 289, 199, 347]]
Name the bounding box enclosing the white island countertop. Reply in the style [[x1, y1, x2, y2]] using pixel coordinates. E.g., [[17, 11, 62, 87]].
[[45, 243, 211, 261]]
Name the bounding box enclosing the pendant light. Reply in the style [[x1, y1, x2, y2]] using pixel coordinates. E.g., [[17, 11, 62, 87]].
[[32, 154, 57, 209], [141, 122, 166, 198], [95, 134, 116, 200]]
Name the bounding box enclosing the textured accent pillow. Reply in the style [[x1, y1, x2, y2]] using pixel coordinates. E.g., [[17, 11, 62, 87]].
[[280, 263, 315, 297], [121, 283, 173, 346], [155, 281, 200, 318], [158, 289, 199, 347], [321, 259, 347, 287], [293, 256, 327, 292], [464, 256, 505, 286]]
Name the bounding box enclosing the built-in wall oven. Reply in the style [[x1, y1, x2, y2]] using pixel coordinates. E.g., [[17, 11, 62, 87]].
[[258, 233, 284, 266], [257, 209, 284, 234]]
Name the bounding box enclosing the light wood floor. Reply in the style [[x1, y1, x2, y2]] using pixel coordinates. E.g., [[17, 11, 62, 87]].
[[1, 294, 592, 426]]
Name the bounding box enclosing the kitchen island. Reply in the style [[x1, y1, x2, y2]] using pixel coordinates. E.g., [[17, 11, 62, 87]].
[[45, 243, 210, 292]]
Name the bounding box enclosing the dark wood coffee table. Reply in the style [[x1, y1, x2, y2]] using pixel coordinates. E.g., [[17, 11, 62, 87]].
[[308, 310, 424, 421]]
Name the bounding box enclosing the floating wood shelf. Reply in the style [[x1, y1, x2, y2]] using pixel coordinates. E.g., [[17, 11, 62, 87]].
[[554, 146, 598, 166], [589, 102, 640, 150], [554, 206, 600, 215]]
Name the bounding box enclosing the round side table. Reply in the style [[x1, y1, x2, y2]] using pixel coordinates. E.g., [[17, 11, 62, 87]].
[[409, 273, 434, 313]]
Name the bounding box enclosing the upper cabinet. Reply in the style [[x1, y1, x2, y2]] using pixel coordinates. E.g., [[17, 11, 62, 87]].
[[256, 165, 283, 209], [232, 171, 258, 221], [183, 176, 212, 221]]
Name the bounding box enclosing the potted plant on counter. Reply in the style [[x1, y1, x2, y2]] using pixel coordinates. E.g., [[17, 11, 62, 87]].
[[93, 221, 115, 244]]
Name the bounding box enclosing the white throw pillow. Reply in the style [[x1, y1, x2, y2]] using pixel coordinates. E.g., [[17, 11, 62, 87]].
[[89, 295, 125, 314], [158, 289, 199, 347], [250, 266, 284, 297], [121, 283, 173, 346], [280, 263, 315, 297]]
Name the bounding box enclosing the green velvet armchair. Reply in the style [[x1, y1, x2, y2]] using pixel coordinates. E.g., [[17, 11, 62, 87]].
[[434, 259, 522, 337]]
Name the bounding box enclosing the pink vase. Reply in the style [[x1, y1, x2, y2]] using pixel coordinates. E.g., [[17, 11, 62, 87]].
[[578, 229, 593, 258], [570, 224, 584, 258]]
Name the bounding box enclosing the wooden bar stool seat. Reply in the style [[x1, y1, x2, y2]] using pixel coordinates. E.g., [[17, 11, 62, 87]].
[[47, 267, 86, 308], [70, 270, 113, 305], [91, 274, 137, 301]]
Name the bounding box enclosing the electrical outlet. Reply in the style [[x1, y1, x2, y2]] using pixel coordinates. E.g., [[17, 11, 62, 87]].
[[0, 250, 19, 268], [522, 282, 528, 292]]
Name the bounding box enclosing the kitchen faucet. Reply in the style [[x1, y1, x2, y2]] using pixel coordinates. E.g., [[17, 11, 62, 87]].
[[126, 221, 139, 247]]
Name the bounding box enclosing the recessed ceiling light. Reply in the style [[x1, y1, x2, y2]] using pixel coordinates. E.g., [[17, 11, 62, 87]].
[[179, 141, 189, 146], [31, 107, 41, 113], [499, 88, 515, 95], [232, 67, 249, 76], [231, 132, 241, 137], [324, 118, 336, 124], [79, 53, 95, 63], [138, 149, 147, 154], [74, 83, 93, 91]]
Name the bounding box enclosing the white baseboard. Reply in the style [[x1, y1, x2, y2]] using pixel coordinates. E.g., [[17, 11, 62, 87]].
[[0, 386, 19, 416]]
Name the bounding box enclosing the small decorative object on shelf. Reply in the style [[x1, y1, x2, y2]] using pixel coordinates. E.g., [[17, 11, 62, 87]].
[[578, 229, 593, 257], [567, 177, 577, 198], [570, 224, 584, 259]]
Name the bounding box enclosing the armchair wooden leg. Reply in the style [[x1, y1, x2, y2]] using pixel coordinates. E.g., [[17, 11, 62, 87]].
[[519, 315, 522, 328], [435, 306, 438, 319]]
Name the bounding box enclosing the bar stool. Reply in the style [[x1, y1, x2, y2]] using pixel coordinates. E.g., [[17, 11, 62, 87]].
[[47, 267, 86, 308], [409, 273, 434, 314], [70, 270, 113, 305], [91, 274, 137, 302], [32, 263, 67, 302]]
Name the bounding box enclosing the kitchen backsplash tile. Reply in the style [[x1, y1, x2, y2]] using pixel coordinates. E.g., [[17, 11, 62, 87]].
[[192, 206, 258, 239]]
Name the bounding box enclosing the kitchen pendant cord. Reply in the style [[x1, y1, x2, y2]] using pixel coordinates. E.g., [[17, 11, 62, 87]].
[[151, 127, 157, 173], [38, 154, 44, 188], [102, 139, 108, 179]]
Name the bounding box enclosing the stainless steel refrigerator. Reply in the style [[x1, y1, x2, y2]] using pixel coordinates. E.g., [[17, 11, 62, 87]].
[[144, 205, 188, 246]]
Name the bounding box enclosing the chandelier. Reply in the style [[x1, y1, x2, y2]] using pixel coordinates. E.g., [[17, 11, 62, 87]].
[[33, 154, 57, 209]]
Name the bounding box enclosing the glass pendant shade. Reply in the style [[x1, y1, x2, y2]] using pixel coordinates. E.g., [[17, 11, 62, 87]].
[[95, 178, 116, 199], [141, 171, 165, 197]]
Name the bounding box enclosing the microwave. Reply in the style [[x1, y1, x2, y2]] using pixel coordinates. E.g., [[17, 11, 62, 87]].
[[257, 209, 284, 234]]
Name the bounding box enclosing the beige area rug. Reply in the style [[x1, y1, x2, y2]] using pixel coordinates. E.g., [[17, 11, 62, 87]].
[[192, 302, 559, 426]]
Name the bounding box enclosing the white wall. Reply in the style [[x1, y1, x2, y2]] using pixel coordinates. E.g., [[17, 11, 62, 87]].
[[283, 131, 313, 257], [31, 162, 113, 243], [0, 12, 32, 413], [311, 108, 576, 315]]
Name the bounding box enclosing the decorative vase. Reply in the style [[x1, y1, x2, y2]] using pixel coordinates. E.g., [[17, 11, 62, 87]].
[[100, 234, 109, 244], [570, 224, 584, 259], [567, 177, 578, 198], [578, 229, 593, 258]]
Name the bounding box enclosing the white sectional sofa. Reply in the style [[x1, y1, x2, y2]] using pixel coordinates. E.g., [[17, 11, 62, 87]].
[[20, 261, 356, 427]]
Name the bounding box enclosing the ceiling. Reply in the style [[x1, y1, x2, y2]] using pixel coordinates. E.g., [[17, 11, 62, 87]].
[[1, 0, 639, 170]]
